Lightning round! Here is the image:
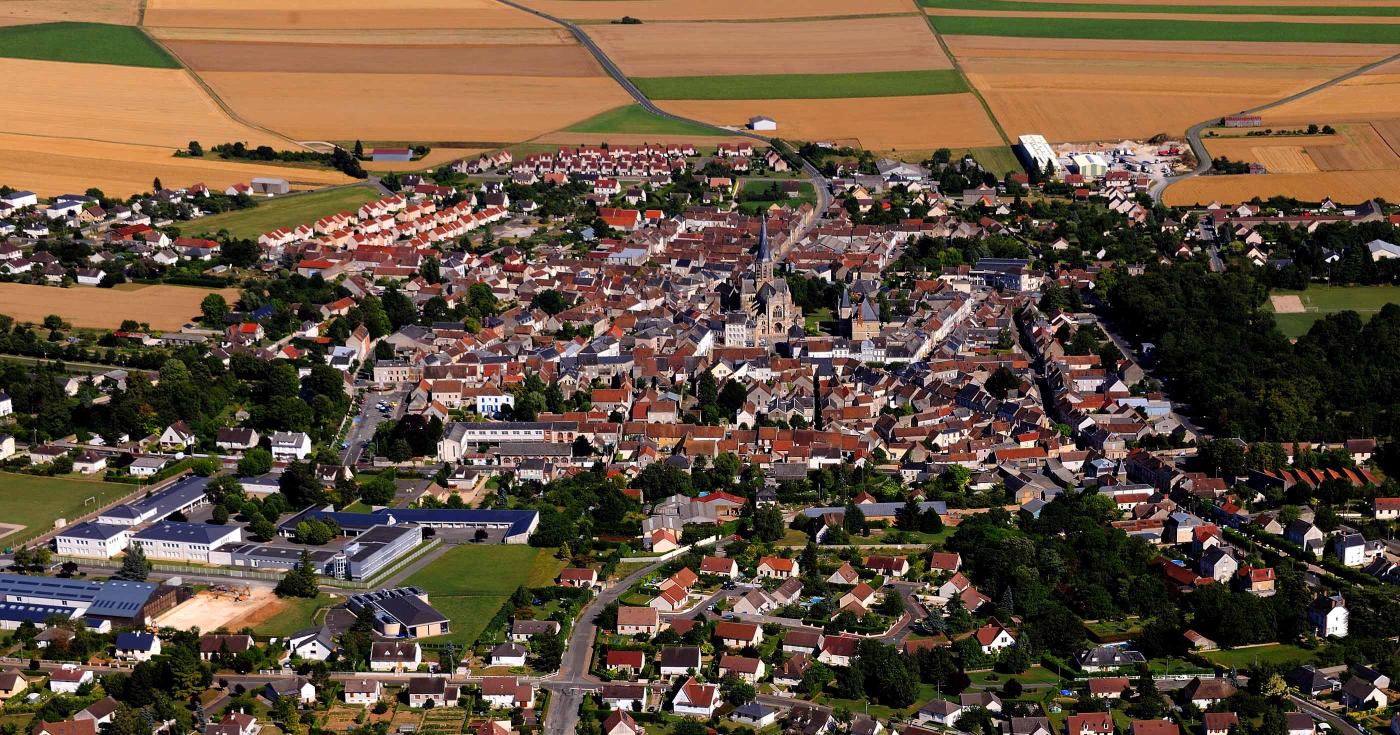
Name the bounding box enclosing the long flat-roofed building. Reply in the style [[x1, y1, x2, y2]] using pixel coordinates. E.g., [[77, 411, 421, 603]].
[[97, 476, 210, 526], [132, 521, 242, 563], [0, 574, 170, 625]]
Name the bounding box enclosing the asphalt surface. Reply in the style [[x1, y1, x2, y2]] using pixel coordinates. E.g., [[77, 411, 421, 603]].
[[1153, 48, 1400, 203], [493, 0, 833, 245], [341, 387, 406, 466]]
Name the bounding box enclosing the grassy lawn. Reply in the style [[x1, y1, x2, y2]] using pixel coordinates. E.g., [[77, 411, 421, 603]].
[[192, 185, 381, 240], [967, 665, 1066, 690], [1269, 285, 1400, 338], [1084, 617, 1143, 643], [526, 549, 567, 587], [963, 146, 1023, 177], [737, 180, 815, 214], [1, 472, 136, 547], [402, 545, 546, 646], [806, 307, 834, 335], [251, 594, 331, 638], [923, 0, 1400, 15], [633, 69, 968, 100], [0, 22, 179, 67], [927, 15, 1397, 43], [564, 104, 725, 136], [1202, 643, 1316, 669]]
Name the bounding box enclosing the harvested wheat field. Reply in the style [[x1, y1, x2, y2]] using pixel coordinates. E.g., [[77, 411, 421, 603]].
[[0, 282, 241, 330], [143, 0, 551, 29], [147, 26, 576, 45], [1165, 171, 1400, 205], [523, 0, 913, 20], [0, 0, 139, 26], [0, 133, 352, 197], [1204, 135, 1339, 172], [1262, 69, 1400, 125], [1306, 124, 1400, 170], [202, 72, 631, 143], [164, 39, 603, 75], [959, 55, 1345, 141], [591, 16, 950, 76], [661, 94, 1004, 151], [0, 58, 285, 148], [944, 35, 1395, 66]]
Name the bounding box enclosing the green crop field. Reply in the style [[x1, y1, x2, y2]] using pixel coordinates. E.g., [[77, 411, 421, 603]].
[[0, 472, 135, 547], [927, 15, 1398, 44], [632, 69, 968, 100], [565, 104, 726, 136], [922, 0, 1400, 16], [402, 545, 554, 646], [1269, 285, 1400, 338], [0, 23, 180, 68], [192, 185, 380, 240]]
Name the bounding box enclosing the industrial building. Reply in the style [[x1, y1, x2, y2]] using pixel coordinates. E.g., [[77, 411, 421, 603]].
[[1070, 153, 1109, 179], [0, 574, 174, 626], [279, 505, 539, 544], [1016, 134, 1061, 177]]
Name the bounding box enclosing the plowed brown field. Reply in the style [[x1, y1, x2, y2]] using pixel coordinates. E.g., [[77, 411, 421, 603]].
[[591, 15, 950, 76], [0, 0, 138, 26]]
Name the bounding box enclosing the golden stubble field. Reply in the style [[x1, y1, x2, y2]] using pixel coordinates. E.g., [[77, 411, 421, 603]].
[[947, 37, 1378, 142], [591, 15, 951, 76], [522, 0, 912, 20], [143, 0, 551, 29], [0, 0, 139, 26], [661, 94, 1004, 151], [1165, 171, 1400, 205], [1184, 121, 1400, 203], [0, 133, 352, 197], [0, 282, 242, 330], [199, 71, 631, 143]]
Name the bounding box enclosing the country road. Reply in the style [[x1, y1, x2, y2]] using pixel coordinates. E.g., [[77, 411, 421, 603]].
[[1153, 48, 1400, 203], [493, 0, 832, 247]]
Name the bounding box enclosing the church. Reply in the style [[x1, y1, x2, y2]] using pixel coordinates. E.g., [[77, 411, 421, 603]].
[[720, 215, 800, 347]]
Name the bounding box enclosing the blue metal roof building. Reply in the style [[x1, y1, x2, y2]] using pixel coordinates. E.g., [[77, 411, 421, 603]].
[[279, 505, 539, 544]]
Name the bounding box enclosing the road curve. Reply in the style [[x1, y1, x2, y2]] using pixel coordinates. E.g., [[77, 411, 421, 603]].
[[1153, 49, 1400, 203], [493, 0, 833, 243]]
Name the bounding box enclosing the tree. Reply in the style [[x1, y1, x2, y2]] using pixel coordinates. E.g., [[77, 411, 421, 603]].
[[842, 500, 866, 535], [152, 177, 162, 192], [985, 366, 1019, 400], [278, 461, 323, 508], [238, 447, 273, 477], [250, 514, 277, 542], [360, 473, 397, 505], [752, 504, 785, 542], [878, 590, 906, 617], [275, 549, 320, 598], [116, 544, 151, 581], [353, 140, 364, 158], [201, 293, 229, 326], [721, 675, 756, 706], [187, 140, 203, 157], [211, 505, 229, 525]]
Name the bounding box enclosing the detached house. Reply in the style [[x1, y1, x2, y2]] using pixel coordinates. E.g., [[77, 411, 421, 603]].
[[756, 556, 798, 579], [671, 677, 719, 718]]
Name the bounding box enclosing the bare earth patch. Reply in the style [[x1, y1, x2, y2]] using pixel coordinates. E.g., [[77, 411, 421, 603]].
[[1272, 294, 1306, 313], [155, 586, 278, 632]]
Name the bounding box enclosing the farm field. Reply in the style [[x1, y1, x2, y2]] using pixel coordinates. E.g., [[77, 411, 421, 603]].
[[402, 545, 553, 646], [521, 0, 914, 21], [0, 0, 139, 27], [1165, 170, 1400, 205], [590, 16, 951, 76], [192, 185, 381, 239], [1262, 64, 1400, 126], [661, 94, 1004, 151], [0, 57, 285, 149], [563, 105, 727, 136], [0, 134, 352, 198], [1267, 285, 1400, 337], [948, 36, 1364, 142], [926, 7, 1400, 23], [923, 0, 1400, 14], [0, 472, 133, 546], [0, 22, 177, 67], [0, 282, 240, 330], [928, 15, 1400, 43], [142, 0, 551, 30], [198, 72, 629, 145], [161, 39, 603, 76], [633, 69, 967, 100]]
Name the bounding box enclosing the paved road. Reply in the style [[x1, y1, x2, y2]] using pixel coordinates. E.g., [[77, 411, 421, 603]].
[[1153, 49, 1400, 203], [341, 387, 406, 466], [1291, 694, 1365, 735], [493, 0, 832, 247]]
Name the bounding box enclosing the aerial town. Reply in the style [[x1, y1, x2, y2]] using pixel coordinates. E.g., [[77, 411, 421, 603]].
[[1, 4, 1400, 735]]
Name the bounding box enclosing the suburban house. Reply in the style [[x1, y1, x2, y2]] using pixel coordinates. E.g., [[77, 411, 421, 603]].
[[343, 679, 383, 705], [406, 677, 458, 708], [369, 641, 421, 672], [478, 676, 532, 709], [616, 606, 660, 636], [558, 568, 600, 589], [114, 632, 161, 662], [714, 621, 763, 649], [671, 677, 719, 718], [756, 556, 798, 579], [658, 646, 702, 678], [718, 654, 765, 684]]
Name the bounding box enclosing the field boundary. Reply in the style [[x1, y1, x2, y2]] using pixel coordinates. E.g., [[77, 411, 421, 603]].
[[928, 15, 1400, 43], [915, 2, 1009, 145], [630, 69, 968, 100]]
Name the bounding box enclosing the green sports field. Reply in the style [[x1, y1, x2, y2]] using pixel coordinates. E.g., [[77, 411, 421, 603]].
[[0, 23, 179, 68], [0, 472, 135, 547], [927, 15, 1398, 44], [922, 0, 1400, 16], [632, 69, 968, 100], [192, 185, 381, 240], [402, 545, 560, 646], [1269, 285, 1400, 338], [565, 104, 726, 136]]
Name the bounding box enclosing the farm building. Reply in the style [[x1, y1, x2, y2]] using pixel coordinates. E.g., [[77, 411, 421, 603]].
[[1071, 153, 1108, 179], [748, 116, 777, 131], [250, 178, 290, 195], [1222, 115, 1263, 128], [371, 148, 413, 162]]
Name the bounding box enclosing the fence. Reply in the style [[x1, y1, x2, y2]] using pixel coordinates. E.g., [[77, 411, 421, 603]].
[[618, 535, 717, 564]]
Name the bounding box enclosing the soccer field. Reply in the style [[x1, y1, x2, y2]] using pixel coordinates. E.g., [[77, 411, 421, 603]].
[[0, 472, 134, 547], [1268, 285, 1400, 338]]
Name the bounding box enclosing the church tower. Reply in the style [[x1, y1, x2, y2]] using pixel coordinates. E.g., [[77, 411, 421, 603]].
[[756, 214, 774, 284]]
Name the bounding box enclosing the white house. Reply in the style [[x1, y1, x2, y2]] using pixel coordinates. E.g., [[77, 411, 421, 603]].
[[975, 621, 1017, 654], [1309, 594, 1349, 638], [490, 642, 527, 668], [369, 641, 421, 672], [343, 679, 383, 705], [0, 392, 12, 417], [270, 431, 313, 460], [671, 677, 719, 718], [286, 627, 334, 661], [916, 699, 963, 728], [114, 632, 161, 662], [158, 421, 197, 451], [49, 666, 92, 693]]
